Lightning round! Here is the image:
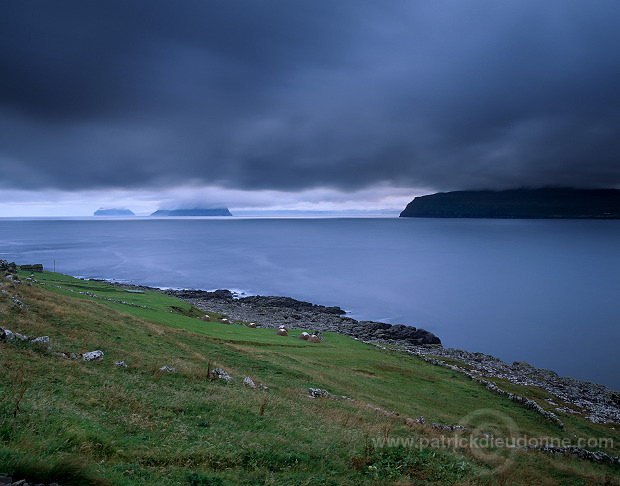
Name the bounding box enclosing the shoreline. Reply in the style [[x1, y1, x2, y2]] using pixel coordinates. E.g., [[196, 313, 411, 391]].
[[98, 279, 620, 424]]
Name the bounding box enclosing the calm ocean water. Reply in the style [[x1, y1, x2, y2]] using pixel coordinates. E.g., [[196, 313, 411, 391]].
[[1, 217, 619, 389]]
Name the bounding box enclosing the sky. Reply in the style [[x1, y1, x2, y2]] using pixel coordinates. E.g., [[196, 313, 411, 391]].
[[1, 0, 620, 216]]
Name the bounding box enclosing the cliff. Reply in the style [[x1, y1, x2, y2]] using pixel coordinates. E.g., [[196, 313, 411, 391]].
[[400, 188, 620, 219], [151, 208, 232, 216]]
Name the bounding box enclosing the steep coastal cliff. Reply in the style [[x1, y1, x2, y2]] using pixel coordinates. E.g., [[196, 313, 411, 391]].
[[400, 188, 620, 219]]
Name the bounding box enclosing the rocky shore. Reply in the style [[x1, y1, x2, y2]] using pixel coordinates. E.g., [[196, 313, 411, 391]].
[[101, 281, 620, 425], [164, 288, 441, 345]]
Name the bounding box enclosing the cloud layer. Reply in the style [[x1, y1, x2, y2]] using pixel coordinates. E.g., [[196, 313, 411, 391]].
[[1, 0, 619, 195]]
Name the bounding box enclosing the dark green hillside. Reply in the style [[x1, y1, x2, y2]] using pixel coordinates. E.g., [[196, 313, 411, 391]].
[[400, 188, 620, 219], [1, 270, 618, 485]]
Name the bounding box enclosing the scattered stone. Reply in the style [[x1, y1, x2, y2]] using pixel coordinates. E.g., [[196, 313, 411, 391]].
[[247, 322, 257, 328], [368, 404, 399, 416], [82, 350, 104, 362], [159, 365, 176, 373], [210, 367, 234, 382], [31, 336, 51, 347], [526, 444, 620, 465], [69, 353, 78, 359], [200, 315, 211, 322], [406, 416, 426, 425], [11, 298, 28, 309], [243, 376, 257, 388], [308, 388, 335, 399], [0, 328, 15, 341], [431, 423, 467, 431], [115, 361, 129, 367], [299, 332, 310, 340], [220, 318, 231, 324], [307, 334, 321, 343], [391, 344, 620, 424], [276, 328, 288, 336]]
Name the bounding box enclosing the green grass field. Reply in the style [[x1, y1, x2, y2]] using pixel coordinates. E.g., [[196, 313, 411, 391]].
[[1, 271, 618, 485]]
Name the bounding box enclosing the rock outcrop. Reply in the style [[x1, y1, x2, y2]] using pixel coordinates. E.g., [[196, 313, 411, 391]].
[[163, 288, 440, 346], [0, 260, 17, 273], [82, 350, 104, 362], [385, 343, 620, 424], [209, 367, 234, 382]]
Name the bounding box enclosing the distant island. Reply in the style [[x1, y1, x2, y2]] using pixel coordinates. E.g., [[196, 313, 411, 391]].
[[400, 188, 620, 219], [94, 208, 135, 216], [151, 208, 232, 217]]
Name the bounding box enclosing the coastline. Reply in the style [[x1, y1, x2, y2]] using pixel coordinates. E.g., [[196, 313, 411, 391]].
[[99, 279, 620, 425]]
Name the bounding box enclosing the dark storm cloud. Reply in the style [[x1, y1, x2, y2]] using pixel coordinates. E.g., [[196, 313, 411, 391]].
[[1, 0, 619, 192]]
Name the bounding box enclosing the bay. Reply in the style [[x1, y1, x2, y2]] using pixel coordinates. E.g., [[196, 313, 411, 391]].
[[1, 217, 618, 389]]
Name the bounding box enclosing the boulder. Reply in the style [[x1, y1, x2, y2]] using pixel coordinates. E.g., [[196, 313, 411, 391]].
[[308, 388, 335, 399], [200, 315, 211, 322], [210, 367, 234, 382], [0, 260, 17, 273], [115, 361, 129, 367], [307, 335, 321, 344], [299, 332, 310, 340], [0, 328, 15, 341], [247, 322, 257, 328], [220, 318, 231, 324], [243, 376, 257, 388], [31, 336, 50, 345], [11, 298, 28, 309], [31, 336, 51, 350], [5, 274, 21, 284], [276, 329, 288, 336], [159, 365, 176, 373], [82, 350, 104, 362]]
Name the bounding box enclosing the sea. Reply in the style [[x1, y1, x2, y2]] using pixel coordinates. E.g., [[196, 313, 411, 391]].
[[1, 217, 618, 390]]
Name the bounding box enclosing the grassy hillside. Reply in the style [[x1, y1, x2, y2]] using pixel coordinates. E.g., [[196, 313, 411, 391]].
[[1, 271, 618, 485]]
